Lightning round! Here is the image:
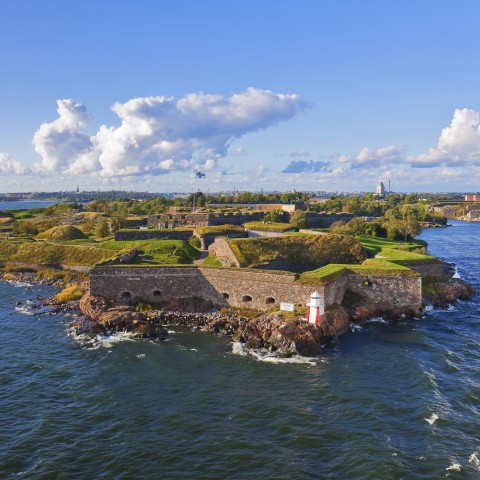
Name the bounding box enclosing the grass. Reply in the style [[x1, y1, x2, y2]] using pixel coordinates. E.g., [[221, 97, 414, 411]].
[[196, 225, 245, 236], [356, 236, 427, 256], [36, 225, 87, 241], [55, 283, 86, 303], [7, 208, 47, 220], [35, 268, 88, 283], [0, 240, 117, 266], [298, 260, 419, 286], [96, 239, 200, 264], [243, 221, 294, 233], [228, 234, 367, 271], [201, 255, 223, 267], [376, 248, 440, 265]]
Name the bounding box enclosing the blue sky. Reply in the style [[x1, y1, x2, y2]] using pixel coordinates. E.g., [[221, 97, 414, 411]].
[[1, 0, 479, 193]]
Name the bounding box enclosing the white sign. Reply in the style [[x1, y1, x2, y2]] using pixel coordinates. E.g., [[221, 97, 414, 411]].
[[280, 302, 295, 312]]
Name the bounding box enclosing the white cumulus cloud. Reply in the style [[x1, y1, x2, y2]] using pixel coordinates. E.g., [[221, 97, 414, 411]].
[[33, 88, 307, 177], [33, 99, 99, 175], [351, 144, 407, 169], [409, 108, 480, 168], [0, 152, 30, 175]]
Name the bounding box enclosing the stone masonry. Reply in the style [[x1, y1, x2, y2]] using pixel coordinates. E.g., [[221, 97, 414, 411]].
[[90, 265, 422, 313]]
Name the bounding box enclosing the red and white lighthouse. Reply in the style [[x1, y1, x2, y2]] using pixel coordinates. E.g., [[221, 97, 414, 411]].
[[306, 291, 324, 325]]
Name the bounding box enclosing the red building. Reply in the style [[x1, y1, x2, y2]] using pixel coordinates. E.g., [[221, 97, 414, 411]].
[[465, 194, 480, 201]]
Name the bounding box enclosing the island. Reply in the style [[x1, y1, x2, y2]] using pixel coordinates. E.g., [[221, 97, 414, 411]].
[[0, 195, 475, 356]]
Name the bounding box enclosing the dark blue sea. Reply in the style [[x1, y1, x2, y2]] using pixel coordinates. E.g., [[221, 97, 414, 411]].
[[0, 201, 54, 211], [1, 219, 479, 479]]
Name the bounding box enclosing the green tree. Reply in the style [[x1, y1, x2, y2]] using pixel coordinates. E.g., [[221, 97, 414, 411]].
[[289, 210, 309, 229], [96, 219, 110, 238], [263, 210, 282, 223], [110, 215, 127, 233]]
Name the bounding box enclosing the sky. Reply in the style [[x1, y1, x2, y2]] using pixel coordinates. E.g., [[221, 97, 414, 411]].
[[1, 0, 480, 194]]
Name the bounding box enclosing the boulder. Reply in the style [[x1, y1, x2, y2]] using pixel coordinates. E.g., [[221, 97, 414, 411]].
[[79, 293, 159, 337]]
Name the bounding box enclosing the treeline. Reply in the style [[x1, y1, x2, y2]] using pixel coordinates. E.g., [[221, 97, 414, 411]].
[[329, 204, 447, 241]]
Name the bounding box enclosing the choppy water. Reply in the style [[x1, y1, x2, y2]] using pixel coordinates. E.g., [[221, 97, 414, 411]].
[[1, 220, 480, 479]]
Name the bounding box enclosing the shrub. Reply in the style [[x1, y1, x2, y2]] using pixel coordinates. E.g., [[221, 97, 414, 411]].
[[3, 273, 17, 281], [55, 284, 85, 303], [189, 235, 202, 249]]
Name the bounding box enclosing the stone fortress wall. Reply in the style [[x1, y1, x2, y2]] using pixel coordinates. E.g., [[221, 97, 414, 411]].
[[90, 265, 422, 313], [147, 211, 355, 229]]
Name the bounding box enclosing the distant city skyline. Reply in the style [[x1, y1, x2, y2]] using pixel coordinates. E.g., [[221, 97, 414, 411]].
[[1, 0, 480, 193]]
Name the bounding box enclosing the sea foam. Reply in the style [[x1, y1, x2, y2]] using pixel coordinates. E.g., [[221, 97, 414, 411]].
[[231, 342, 318, 366]]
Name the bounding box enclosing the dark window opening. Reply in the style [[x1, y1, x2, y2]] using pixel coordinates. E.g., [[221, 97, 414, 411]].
[[222, 293, 229, 299], [120, 291, 132, 302], [153, 290, 162, 297], [266, 297, 275, 304], [242, 295, 252, 302]]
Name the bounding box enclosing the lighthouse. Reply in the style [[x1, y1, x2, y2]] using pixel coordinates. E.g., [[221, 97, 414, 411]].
[[306, 291, 325, 325]]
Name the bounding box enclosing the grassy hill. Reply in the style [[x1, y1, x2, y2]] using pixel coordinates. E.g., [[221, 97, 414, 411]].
[[37, 225, 87, 241], [228, 234, 367, 271], [0, 240, 117, 266]]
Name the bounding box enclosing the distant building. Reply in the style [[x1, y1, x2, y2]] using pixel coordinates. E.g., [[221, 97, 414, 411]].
[[465, 193, 480, 201], [376, 181, 385, 195]]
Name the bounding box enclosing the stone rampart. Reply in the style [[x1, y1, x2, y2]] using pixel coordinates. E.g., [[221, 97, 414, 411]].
[[115, 230, 193, 241], [90, 265, 316, 309], [89, 265, 422, 313], [305, 213, 355, 227], [343, 274, 422, 310], [408, 263, 448, 277], [208, 238, 240, 267]]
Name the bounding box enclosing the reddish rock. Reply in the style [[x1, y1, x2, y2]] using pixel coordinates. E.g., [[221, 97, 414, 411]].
[[79, 293, 155, 337], [423, 281, 476, 308]]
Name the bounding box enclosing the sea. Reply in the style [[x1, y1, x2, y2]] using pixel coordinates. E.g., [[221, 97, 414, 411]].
[[1, 212, 479, 479]]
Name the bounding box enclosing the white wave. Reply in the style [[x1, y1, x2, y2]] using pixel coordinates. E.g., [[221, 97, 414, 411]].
[[15, 302, 53, 316], [68, 329, 137, 350], [350, 324, 363, 332], [424, 305, 434, 312], [167, 330, 176, 334], [231, 342, 317, 365], [6, 280, 34, 287], [469, 449, 480, 470], [445, 463, 461, 472], [136, 354, 145, 358], [424, 413, 438, 425], [366, 317, 389, 324], [190, 348, 198, 351]]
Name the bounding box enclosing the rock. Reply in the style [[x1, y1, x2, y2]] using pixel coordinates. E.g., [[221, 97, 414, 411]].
[[423, 280, 476, 309], [79, 293, 157, 338]]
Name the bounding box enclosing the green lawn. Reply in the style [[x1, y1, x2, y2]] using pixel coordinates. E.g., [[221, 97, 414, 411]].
[[201, 254, 223, 267], [356, 236, 427, 255], [299, 259, 419, 285], [196, 224, 245, 236], [97, 239, 200, 264], [243, 221, 294, 233]]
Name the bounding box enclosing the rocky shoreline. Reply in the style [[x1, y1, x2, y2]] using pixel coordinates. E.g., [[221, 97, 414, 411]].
[[2, 269, 476, 357]]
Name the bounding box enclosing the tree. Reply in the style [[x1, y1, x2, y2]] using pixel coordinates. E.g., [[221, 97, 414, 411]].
[[263, 210, 282, 223], [110, 215, 127, 233], [289, 210, 309, 229], [96, 219, 110, 238]]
